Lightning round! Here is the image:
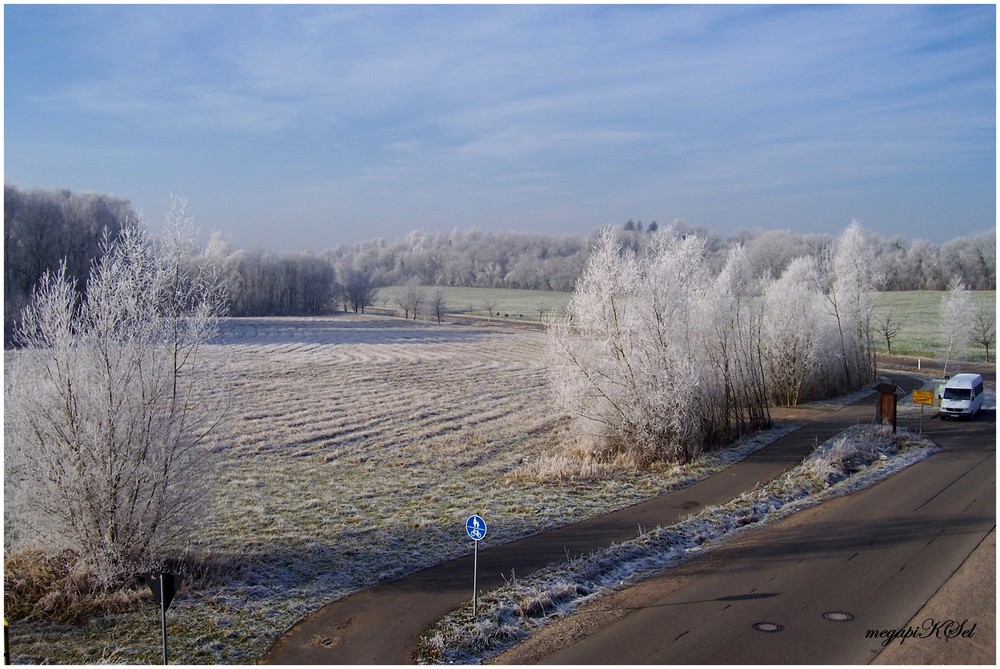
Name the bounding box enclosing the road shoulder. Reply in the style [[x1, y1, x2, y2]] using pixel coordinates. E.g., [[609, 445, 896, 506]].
[[871, 527, 995, 665]]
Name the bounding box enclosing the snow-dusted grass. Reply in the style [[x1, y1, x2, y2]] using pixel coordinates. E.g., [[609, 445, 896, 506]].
[[415, 425, 939, 664], [6, 314, 797, 664]]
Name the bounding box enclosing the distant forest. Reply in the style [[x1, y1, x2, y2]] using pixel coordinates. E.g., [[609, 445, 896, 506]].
[[5, 185, 996, 336]]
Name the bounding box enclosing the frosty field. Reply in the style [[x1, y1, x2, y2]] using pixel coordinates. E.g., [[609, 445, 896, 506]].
[[9, 313, 750, 663], [6, 294, 992, 663]]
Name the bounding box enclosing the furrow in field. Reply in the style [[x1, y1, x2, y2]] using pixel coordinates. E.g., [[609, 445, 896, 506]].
[[197, 324, 553, 466]]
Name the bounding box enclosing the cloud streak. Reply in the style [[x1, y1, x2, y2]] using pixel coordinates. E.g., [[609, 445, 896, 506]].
[[4, 4, 994, 249]]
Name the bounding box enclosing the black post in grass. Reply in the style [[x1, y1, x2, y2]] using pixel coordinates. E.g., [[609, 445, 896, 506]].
[[144, 574, 179, 664]]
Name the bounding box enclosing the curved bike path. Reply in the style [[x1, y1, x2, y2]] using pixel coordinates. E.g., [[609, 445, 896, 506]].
[[263, 373, 922, 664]]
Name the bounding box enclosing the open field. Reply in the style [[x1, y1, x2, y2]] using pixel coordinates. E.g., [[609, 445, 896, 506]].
[[873, 290, 995, 360], [375, 285, 570, 321], [378, 286, 995, 360], [6, 288, 994, 662], [9, 314, 760, 663]]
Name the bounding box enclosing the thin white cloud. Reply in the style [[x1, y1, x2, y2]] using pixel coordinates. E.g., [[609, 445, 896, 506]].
[[5, 4, 994, 247]]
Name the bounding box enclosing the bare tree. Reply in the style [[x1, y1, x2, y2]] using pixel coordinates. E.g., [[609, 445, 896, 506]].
[[395, 281, 425, 320], [875, 311, 902, 354], [4, 203, 225, 587], [4, 185, 135, 343], [482, 296, 498, 319], [430, 288, 448, 324], [972, 302, 996, 363], [343, 269, 379, 313], [535, 301, 551, 323], [394, 290, 410, 319]]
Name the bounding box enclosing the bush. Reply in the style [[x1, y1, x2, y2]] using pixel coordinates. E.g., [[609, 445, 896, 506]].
[[3, 549, 145, 623], [4, 201, 225, 589]]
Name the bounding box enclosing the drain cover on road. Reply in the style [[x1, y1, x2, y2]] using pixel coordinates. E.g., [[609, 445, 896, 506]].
[[823, 611, 855, 623], [752, 622, 784, 633]]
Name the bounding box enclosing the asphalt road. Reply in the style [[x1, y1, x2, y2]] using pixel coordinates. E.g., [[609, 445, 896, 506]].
[[263, 372, 955, 664], [535, 402, 995, 664]]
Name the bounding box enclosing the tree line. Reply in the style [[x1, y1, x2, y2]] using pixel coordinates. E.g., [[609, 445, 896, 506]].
[[4, 185, 134, 342], [5, 185, 995, 340], [548, 222, 882, 469]]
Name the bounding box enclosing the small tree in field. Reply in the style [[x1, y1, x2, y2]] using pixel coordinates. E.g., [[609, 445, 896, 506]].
[[343, 269, 378, 313], [972, 302, 995, 362], [940, 276, 974, 376], [4, 201, 225, 588], [430, 288, 447, 324], [875, 311, 902, 354], [535, 301, 551, 323], [482, 296, 498, 319]]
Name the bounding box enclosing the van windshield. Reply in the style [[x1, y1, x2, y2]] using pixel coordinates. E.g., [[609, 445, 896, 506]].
[[944, 387, 971, 401]]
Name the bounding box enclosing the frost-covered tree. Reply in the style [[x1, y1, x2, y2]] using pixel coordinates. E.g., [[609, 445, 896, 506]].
[[940, 276, 974, 375], [342, 268, 379, 314], [548, 227, 771, 467], [394, 281, 425, 320], [761, 256, 829, 405], [548, 228, 663, 464], [824, 221, 880, 391], [4, 202, 225, 587], [702, 244, 771, 439]]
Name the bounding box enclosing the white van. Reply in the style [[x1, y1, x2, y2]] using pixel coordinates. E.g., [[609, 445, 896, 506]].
[[939, 373, 985, 419]]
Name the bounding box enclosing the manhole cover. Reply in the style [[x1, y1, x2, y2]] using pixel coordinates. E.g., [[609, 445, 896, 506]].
[[752, 622, 784, 633], [823, 611, 855, 623]]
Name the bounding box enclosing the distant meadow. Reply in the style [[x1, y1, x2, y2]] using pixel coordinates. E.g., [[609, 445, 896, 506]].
[[377, 285, 996, 362]]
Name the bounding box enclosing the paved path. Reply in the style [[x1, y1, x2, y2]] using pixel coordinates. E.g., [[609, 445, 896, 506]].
[[532, 400, 994, 664], [263, 374, 923, 664]]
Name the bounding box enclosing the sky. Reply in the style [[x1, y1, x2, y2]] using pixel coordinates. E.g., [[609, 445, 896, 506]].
[[4, 4, 996, 251]]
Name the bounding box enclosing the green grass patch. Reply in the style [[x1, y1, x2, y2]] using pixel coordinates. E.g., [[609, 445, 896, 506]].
[[873, 290, 995, 359], [375, 286, 571, 321], [377, 287, 994, 359]]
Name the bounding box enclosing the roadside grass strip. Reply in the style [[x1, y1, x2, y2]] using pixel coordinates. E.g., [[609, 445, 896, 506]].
[[414, 425, 939, 664]]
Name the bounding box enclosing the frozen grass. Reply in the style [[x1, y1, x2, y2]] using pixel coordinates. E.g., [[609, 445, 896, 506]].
[[873, 290, 995, 359], [414, 424, 939, 664], [4, 314, 794, 664]]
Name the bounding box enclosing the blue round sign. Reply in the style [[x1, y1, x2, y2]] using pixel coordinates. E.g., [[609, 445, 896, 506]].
[[466, 515, 487, 541]]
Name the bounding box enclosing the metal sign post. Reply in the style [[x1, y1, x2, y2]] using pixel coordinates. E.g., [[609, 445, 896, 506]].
[[466, 515, 487, 620], [144, 573, 178, 665], [913, 389, 935, 436]]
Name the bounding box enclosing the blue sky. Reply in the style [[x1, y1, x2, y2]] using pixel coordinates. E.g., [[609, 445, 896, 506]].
[[4, 4, 995, 251]]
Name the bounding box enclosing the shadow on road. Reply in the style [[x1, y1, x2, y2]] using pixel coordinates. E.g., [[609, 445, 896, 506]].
[[670, 513, 994, 578]]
